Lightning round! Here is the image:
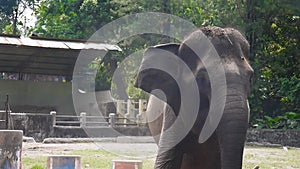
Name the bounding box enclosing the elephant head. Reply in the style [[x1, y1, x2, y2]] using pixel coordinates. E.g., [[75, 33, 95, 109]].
[[135, 26, 253, 169]]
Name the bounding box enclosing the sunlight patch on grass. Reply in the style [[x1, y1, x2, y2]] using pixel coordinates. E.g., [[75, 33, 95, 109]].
[[243, 146, 300, 169]]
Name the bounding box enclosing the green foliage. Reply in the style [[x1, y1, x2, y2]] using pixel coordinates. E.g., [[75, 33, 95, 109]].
[[173, 0, 246, 29], [0, 0, 38, 35], [277, 76, 300, 112], [254, 112, 300, 129], [247, 0, 300, 123], [0, 0, 18, 31], [34, 0, 111, 39], [94, 51, 119, 91]]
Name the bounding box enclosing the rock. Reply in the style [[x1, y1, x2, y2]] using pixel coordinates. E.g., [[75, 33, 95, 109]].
[[23, 136, 36, 143]]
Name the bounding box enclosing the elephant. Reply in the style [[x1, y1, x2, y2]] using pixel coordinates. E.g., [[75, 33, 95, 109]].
[[135, 26, 254, 169]]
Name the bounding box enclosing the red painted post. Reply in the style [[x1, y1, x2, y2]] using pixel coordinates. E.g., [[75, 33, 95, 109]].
[[112, 160, 143, 169]]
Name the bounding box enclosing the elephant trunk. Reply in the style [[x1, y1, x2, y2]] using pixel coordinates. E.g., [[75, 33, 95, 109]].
[[217, 88, 249, 169]]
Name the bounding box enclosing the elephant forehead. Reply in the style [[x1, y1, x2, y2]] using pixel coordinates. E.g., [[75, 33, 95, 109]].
[[224, 61, 240, 75], [139, 48, 181, 76]]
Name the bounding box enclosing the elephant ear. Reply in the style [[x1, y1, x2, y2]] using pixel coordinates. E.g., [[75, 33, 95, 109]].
[[135, 43, 181, 103], [179, 31, 212, 99]]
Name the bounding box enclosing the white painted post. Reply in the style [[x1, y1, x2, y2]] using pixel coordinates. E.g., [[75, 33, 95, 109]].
[[137, 99, 147, 125], [50, 111, 56, 127], [80, 112, 86, 127], [125, 99, 136, 125], [109, 113, 116, 127], [117, 100, 126, 126], [117, 100, 125, 115]]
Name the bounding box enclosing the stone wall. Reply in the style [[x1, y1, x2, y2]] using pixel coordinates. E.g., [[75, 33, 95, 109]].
[[11, 113, 53, 142], [52, 126, 151, 138], [246, 129, 300, 147], [10, 112, 152, 141]]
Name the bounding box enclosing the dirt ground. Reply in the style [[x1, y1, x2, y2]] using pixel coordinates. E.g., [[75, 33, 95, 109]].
[[22, 142, 158, 159]]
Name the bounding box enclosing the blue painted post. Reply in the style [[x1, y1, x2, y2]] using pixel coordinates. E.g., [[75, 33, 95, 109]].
[[47, 155, 81, 169]]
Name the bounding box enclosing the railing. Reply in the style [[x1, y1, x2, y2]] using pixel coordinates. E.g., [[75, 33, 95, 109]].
[[51, 112, 145, 127], [0, 95, 11, 129], [0, 110, 7, 128], [51, 99, 148, 127]]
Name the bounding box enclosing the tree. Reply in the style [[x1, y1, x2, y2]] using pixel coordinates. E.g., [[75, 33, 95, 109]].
[[33, 0, 112, 39], [245, 0, 300, 122], [0, 0, 38, 35]]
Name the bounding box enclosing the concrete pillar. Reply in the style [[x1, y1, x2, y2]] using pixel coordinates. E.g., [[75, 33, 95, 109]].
[[109, 113, 116, 127], [125, 99, 136, 125], [137, 99, 147, 124], [116, 100, 126, 116], [47, 155, 81, 169], [50, 111, 57, 127], [126, 100, 136, 118], [80, 112, 86, 127], [0, 130, 23, 169], [117, 100, 126, 126], [112, 160, 142, 169]]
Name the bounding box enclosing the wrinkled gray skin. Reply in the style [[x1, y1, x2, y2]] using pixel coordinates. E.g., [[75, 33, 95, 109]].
[[135, 26, 254, 169]]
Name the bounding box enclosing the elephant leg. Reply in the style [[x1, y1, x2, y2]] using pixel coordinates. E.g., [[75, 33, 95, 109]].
[[154, 146, 183, 169], [181, 133, 221, 169], [217, 110, 248, 169]]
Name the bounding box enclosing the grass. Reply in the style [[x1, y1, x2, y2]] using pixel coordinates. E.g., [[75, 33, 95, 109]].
[[22, 157, 47, 169], [22, 146, 300, 169], [69, 149, 155, 169], [243, 146, 300, 169], [22, 149, 155, 169]]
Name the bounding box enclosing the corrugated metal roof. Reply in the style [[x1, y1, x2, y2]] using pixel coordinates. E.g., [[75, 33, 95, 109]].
[[0, 36, 121, 51], [0, 35, 121, 77]]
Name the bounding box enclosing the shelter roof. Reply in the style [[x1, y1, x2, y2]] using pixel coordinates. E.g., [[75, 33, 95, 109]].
[[0, 34, 121, 77]]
